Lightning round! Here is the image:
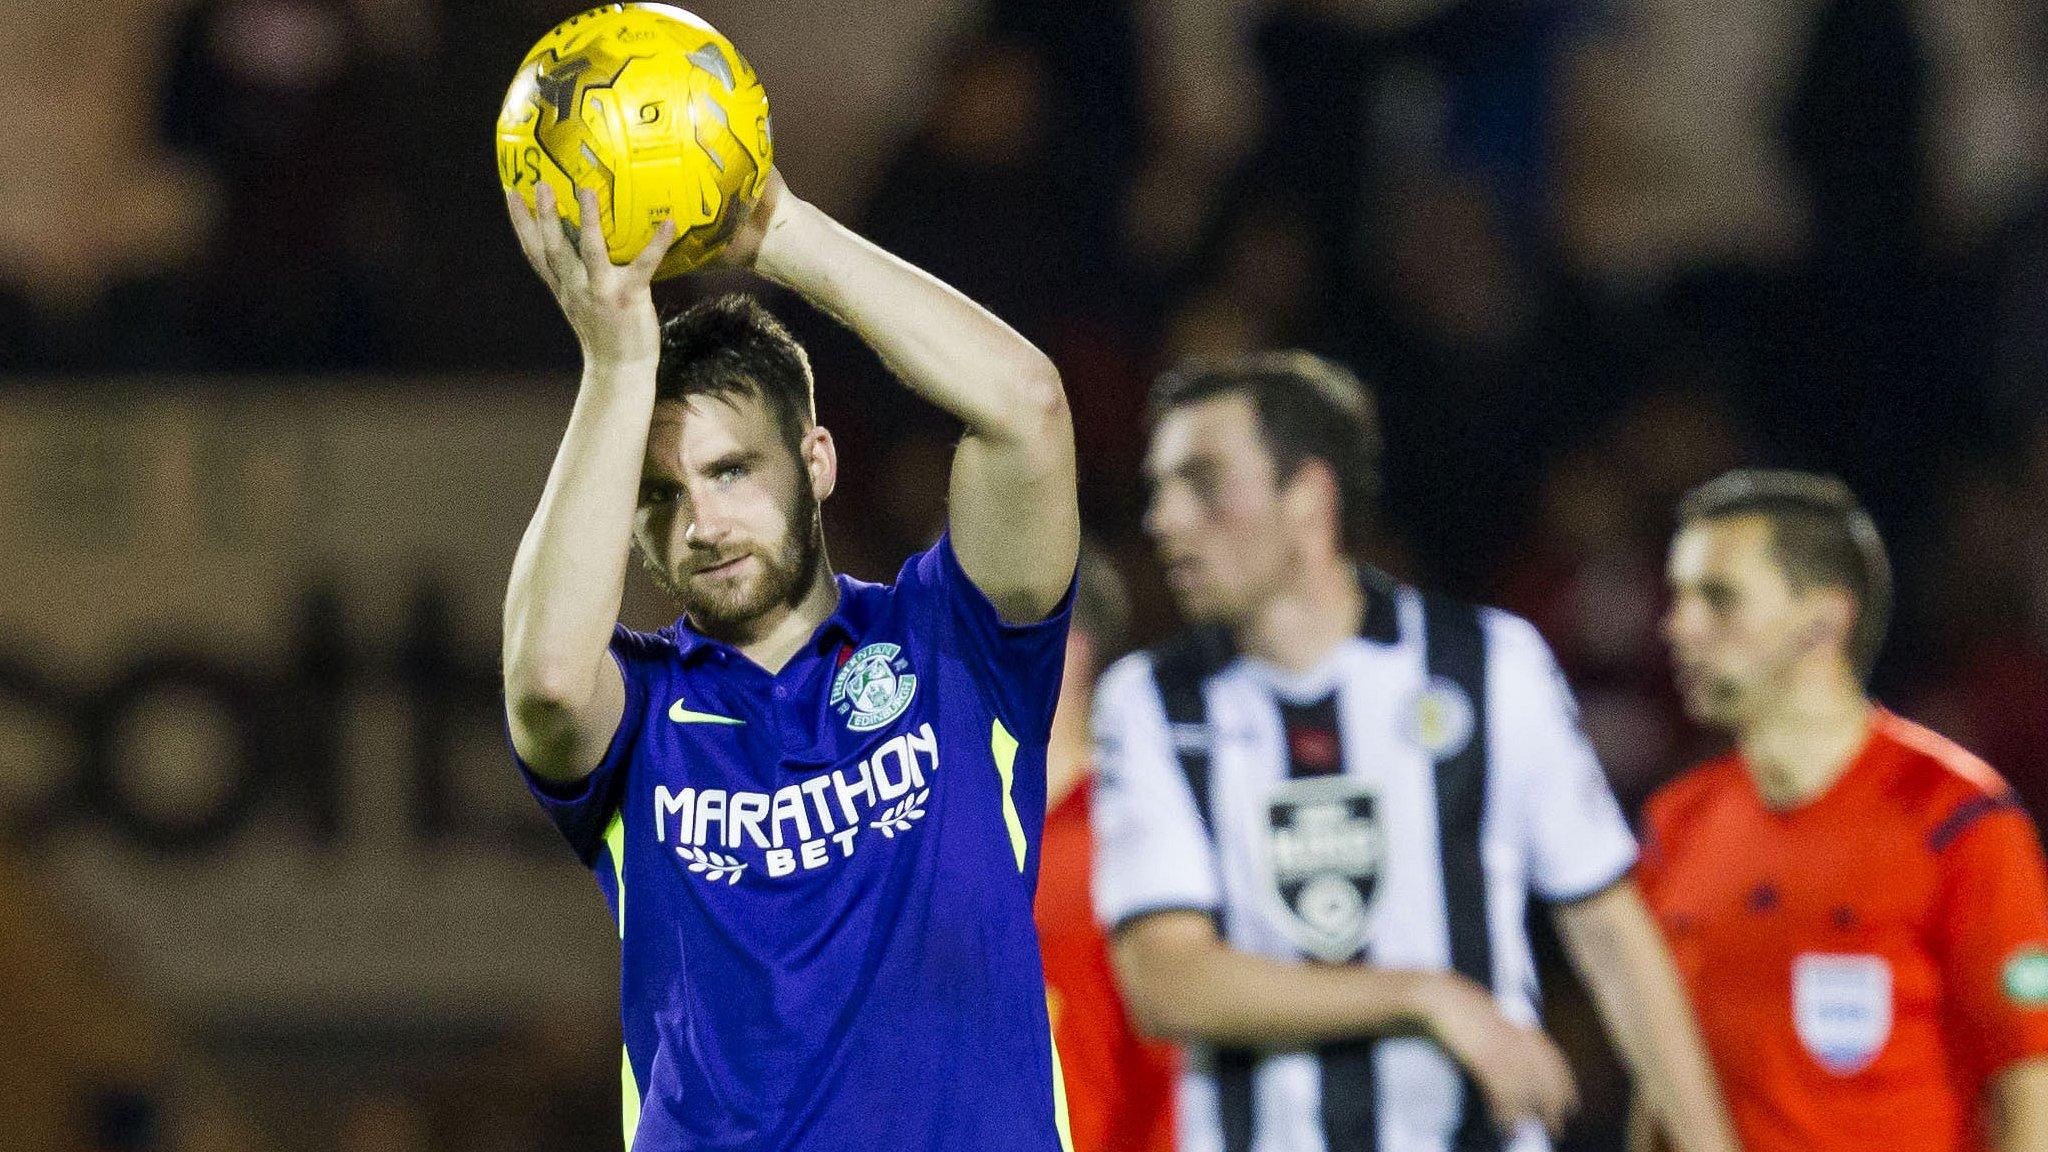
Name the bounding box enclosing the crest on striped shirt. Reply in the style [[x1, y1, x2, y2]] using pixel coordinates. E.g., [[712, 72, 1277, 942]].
[[1260, 776, 1383, 963]]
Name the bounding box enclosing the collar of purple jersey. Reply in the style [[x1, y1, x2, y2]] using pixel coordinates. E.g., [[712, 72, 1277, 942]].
[[660, 572, 884, 667]]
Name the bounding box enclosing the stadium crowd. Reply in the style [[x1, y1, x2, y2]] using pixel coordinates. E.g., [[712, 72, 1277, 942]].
[[6, 0, 2048, 1149]]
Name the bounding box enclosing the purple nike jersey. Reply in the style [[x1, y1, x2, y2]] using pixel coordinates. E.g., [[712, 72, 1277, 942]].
[[515, 536, 1076, 1152]]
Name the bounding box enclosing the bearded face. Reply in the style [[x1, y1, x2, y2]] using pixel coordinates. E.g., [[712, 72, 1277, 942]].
[[633, 393, 831, 640], [641, 475, 822, 633]]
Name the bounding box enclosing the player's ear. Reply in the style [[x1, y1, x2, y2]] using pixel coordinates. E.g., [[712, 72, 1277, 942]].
[[1805, 587, 1855, 657], [1281, 459, 1342, 555], [804, 425, 837, 502]]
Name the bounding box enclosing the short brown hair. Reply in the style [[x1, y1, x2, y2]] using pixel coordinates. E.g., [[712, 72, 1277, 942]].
[[657, 294, 816, 457], [1676, 469, 1892, 679], [1149, 351, 1383, 554]]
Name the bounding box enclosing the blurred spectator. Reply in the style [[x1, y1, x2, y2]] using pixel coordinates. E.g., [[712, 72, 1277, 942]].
[[0, 0, 216, 362], [1985, 191, 2048, 430], [1915, 0, 2048, 247], [393, 0, 591, 372], [336, 1094, 434, 1152], [144, 0, 416, 369], [1549, 4, 1806, 287], [860, 30, 1102, 342], [1158, 198, 1329, 364], [1495, 389, 1751, 803], [984, 0, 1145, 256], [1365, 168, 1562, 591], [1903, 456, 2048, 818], [857, 24, 1156, 531], [1496, 441, 1679, 803], [1780, 0, 1943, 495]]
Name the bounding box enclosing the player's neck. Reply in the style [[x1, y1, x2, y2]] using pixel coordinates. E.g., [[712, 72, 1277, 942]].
[[1233, 557, 1364, 675], [1738, 666, 1873, 810], [720, 563, 843, 675]]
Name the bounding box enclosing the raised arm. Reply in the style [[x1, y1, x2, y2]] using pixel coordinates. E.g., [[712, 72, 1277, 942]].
[[1554, 879, 1740, 1152], [501, 185, 676, 781], [1113, 910, 1579, 1135], [734, 173, 1079, 621]]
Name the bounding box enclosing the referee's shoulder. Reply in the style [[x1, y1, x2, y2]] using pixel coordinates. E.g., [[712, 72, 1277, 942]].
[[1644, 756, 1745, 839]]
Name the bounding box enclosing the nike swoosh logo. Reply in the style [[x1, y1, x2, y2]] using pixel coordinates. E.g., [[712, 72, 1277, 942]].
[[669, 698, 745, 726]]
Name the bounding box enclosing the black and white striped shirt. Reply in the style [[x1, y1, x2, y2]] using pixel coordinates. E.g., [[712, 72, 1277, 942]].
[[1091, 579, 1635, 1152]]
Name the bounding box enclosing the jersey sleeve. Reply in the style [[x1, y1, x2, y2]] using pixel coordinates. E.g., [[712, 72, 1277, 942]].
[[1487, 613, 1639, 903], [1633, 783, 1681, 901], [511, 624, 659, 866], [904, 533, 1076, 743], [1089, 653, 1222, 932], [1933, 793, 2048, 1078]]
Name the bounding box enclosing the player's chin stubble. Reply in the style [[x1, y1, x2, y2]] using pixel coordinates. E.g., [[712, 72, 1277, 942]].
[[642, 489, 824, 634]]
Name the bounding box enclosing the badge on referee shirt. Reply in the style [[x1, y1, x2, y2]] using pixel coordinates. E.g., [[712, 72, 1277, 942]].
[[1793, 952, 1893, 1075], [1259, 776, 1384, 963]]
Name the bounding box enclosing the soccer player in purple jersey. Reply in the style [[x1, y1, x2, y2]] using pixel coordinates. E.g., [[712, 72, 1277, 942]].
[[500, 170, 1079, 1152]]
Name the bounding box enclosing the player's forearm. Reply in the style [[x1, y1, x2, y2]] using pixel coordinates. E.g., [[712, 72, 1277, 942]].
[[503, 359, 657, 701], [752, 196, 1065, 444], [1993, 1058, 2048, 1152], [1115, 926, 1436, 1047], [1626, 1094, 1667, 1152], [1556, 882, 1739, 1152]]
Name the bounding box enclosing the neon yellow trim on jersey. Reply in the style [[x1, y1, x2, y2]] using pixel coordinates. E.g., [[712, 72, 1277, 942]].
[[1048, 1021, 1076, 1152], [991, 720, 1028, 872], [603, 811, 640, 1149], [603, 811, 628, 938], [620, 1044, 642, 1151]]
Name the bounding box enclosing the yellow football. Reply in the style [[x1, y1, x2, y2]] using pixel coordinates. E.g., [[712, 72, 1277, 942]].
[[496, 3, 773, 279]]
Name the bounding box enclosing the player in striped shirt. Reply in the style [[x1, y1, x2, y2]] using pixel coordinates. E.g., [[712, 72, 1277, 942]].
[[1093, 352, 1738, 1152]]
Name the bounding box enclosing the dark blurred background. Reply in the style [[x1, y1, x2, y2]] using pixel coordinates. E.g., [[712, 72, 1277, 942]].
[[4, 0, 2048, 1148]]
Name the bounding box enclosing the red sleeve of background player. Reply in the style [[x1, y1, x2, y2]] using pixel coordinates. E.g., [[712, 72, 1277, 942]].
[[1935, 794, 2048, 1078]]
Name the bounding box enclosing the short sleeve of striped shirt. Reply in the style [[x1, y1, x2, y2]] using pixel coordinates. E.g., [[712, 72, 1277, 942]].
[[1090, 652, 1222, 932], [1486, 612, 1638, 903]]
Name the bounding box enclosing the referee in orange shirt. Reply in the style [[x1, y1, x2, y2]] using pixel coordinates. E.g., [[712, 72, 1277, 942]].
[[1639, 469, 2048, 1152]]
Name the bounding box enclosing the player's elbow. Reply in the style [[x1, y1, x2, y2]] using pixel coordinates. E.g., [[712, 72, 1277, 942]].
[[1113, 930, 1231, 1043], [503, 654, 593, 719], [1006, 352, 1069, 438], [1126, 973, 1255, 1046], [1117, 964, 1198, 1042], [1018, 350, 1065, 407]]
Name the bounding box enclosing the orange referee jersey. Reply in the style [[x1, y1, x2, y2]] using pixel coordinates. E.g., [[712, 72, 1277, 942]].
[[1035, 775, 1176, 1152], [1639, 709, 2048, 1152]]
